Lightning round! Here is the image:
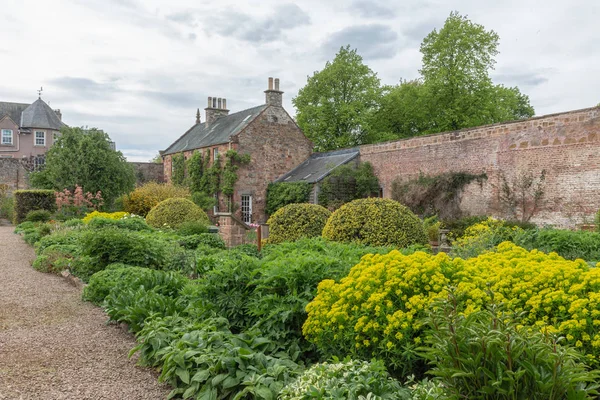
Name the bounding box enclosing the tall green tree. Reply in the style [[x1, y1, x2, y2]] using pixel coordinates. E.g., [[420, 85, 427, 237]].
[[293, 45, 382, 151], [419, 11, 534, 132], [30, 127, 135, 205]]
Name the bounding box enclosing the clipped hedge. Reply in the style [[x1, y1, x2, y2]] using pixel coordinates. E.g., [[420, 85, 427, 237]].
[[122, 182, 190, 217], [322, 198, 427, 248], [146, 197, 209, 229], [13, 189, 56, 224], [267, 203, 331, 244]]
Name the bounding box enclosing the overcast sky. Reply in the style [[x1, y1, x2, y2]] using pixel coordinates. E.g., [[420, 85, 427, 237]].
[[2, 0, 599, 161]]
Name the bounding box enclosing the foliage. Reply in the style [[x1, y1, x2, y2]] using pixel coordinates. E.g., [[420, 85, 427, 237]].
[[29, 127, 135, 205], [497, 169, 546, 222], [122, 182, 191, 217], [267, 203, 331, 244], [54, 185, 104, 219], [157, 329, 300, 400], [322, 198, 428, 247], [190, 191, 216, 212], [419, 12, 534, 133], [176, 220, 209, 236], [514, 228, 600, 262], [186, 151, 204, 193], [13, 189, 56, 224], [146, 197, 210, 229], [177, 233, 226, 251], [25, 209, 52, 223], [221, 150, 251, 198], [441, 215, 488, 243], [82, 210, 127, 223], [293, 45, 382, 151], [0, 194, 14, 222], [391, 172, 487, 219], [83, 264, 139, 305], [34, 227, 83, 254], [423, 299, 600, 399], [305, 242, 600, 376], [171, 153, 186, 186], [318, 162, 380, 209], [266, 182, 311, 216], [280, 359, 410, 400], [424, 216, 441, 243], [78, 228, 171, 280], [87, 215, 152, 231], [451, 217, 525, 258], [32, 244, 78, 274]]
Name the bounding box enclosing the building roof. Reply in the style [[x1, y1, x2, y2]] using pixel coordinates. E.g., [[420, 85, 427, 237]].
[[275, 148, 360, 184], [20, 98, 65, 130], [0, 102, 29, 125], [162, 104, 267, 155]]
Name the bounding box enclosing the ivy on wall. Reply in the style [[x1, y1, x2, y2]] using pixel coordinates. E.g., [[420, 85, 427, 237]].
[[391, 171, 487, 219], [171, 153, 185, 186]]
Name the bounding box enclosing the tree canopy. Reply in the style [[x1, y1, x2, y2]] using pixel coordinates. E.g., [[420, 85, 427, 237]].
[[293, 45, 382, 152], [296, 12, 535, 149], [30, 127, 135, 205]]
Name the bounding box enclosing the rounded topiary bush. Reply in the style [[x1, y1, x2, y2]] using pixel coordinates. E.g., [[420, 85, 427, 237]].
[[146, 197, 209, 229], [267, 203, 331, 244], [122, 182, 191, 217], [322, 198, 427, 247]]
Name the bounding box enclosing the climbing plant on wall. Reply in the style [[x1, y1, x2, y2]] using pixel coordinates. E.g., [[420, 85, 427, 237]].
[[265, 182, 312, 215], [171, 153, 185, 186]]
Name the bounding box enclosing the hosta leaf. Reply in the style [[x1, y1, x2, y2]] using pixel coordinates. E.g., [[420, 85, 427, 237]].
[[191, 369, 211, 383], [176, 368, 191, 384]]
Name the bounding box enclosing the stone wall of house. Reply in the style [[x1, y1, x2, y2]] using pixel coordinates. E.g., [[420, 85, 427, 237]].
[[359, 106, 600, 227], [235, 105, 313, 223], [0, 158, 29, 192], [129, 162, 165, 185]]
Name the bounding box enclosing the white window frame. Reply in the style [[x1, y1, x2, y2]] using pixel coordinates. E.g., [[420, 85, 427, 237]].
[[1, 129, 13, 145], [213, 147, 219, 162], [213, 194, 219, 214], [35, 131, 46, 146], [241, 195, 252, 224]]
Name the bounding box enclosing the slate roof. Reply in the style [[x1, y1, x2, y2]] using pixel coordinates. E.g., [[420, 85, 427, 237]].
[[275, 148, 360, 184], [20, 98, 65, 130], [162, 105, 267, 155], [0, 102, 29, 125]]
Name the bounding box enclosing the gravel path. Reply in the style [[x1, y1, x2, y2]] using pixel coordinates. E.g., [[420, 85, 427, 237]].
[[0, 226, 171, 399]]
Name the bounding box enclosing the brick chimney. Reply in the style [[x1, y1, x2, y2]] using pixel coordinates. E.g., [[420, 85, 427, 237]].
[[54, 109, 62, 121], [205, 97, 229, 125], [264, 77, 283, 107]]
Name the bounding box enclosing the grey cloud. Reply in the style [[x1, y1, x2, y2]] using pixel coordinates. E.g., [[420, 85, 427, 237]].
[[493, 70, 551, 88], [206, 4, 310, 43], [50, 77, 122, 100], [139, 90, 203, 108], [351, 0, 396, 19], [322, 24, 399, 60], [166, 11, 198, 27]]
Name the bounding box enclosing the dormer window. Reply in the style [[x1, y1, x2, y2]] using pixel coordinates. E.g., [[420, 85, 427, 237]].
[[35, 131, 46, 146], [1, 129, 13, 145]]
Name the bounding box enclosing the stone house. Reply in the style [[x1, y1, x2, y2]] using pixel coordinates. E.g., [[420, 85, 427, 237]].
[[161, 78, 313, 224], [0, 97, 65, 165]]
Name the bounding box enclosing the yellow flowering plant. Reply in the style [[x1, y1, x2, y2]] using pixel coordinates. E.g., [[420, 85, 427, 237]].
[[82, 210, 127, 223], [304, 242, 600, 375]]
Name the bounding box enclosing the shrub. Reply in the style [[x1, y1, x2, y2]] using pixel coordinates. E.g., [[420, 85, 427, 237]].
[[146, 198, 209, 229], [0, 194, 14, 222], [304, 242, 600, 375], [451, 217, 524, 258], [266, 203, 331, 244], [232, 243, 261, 258], [54, 185, 104, 219], [82, 210, 127, 223], [13, 189, 56, 224], [514, 228, 600, 262], [176, 220, 209, 236], [424, 301, 600, 399], [14, 221, 35, 234], [79, 228, 171, 279], [87, 215, 152, 232], [82, 263, 139, 305], [265, 182, 311, 215], [280, 359, 409, 400], [63, 218, 84, 228], [35, 228, 83, 254], [177, 233, 225, 250], [441, 215, 488, 242], [122, 182, 190, 217], [322, 198, 428, 248], [32, 244, 78, 274], [25, 209, 52, 223]]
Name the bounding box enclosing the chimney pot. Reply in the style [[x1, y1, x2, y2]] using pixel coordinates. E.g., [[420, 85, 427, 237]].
[[212, 97, 217, 108], [223, 99, 227, 109], [274, 78, 280, 91], [217, 98, 222, 109], [208, 97, 212, 107], [268, 77, 274, 90]]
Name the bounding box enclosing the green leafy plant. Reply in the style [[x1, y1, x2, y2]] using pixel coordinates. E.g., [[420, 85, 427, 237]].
[[13, 189, 56, 224], [32, 244, 78, 274], [25, 209, 52, 223], [322, 198, 428, 247], [171, 153, 186, 186], [267, 203, 331, 244], [177, 220, 209, 236], [280, 358, 410, 400], [513, 228, 600, 262], [266, 182, 311, 215], [177, 233, 225, 251], [318, 162, 380, 209], [146, 197, 210, 229]]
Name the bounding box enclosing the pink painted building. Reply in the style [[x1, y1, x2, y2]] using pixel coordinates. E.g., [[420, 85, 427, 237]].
[[0, 97, 65, 165]]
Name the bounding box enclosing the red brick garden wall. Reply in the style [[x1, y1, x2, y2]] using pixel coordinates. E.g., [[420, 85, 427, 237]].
[[359, 106, 600, 227]]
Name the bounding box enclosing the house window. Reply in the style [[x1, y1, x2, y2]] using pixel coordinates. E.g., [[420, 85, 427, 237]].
[[213, 148, 219, 161], [34, 155, 45, 170], [1, 129, 13, 145], [241, 195, 252, 224], [213, 194, 219, 214], [35, 131, 46, 146]]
